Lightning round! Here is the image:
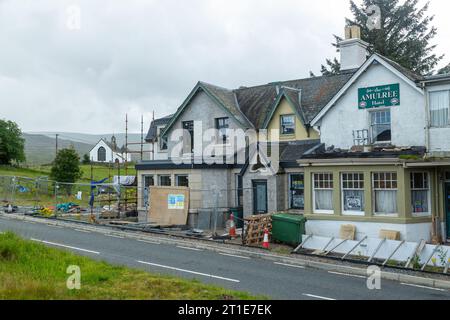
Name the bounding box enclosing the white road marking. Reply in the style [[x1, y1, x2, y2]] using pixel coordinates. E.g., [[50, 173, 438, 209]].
[[303, 293, 336, 301], [219, 253, 250, 260], [74, 229, 91, 234], [400, 283, 446, 292], [30, 238, 100, 255], [177, 246, 202, 252], [106, 234, 125, 239], [328, 271, 366, 279], [48, 225, 64, 229], [274, 262, 305, 269], [137, 260, 240, 283], [137, 239, 160, 245]]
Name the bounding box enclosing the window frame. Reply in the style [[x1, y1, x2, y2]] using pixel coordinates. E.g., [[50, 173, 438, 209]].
[[182, 120, 195, 155], [215, 117, 230, 144], [428, 90, 450, 128], [158, 175, 172, 187], [158, 127, 168, 152], [175, 175, 189, 188], [341, 172, 365, 216], [410, 171, 431, 217], [372, 172, 398, 216], [312, 173, 334, 215], [369, 108, 392, 144], [289, 173, 305, 210], [97, 146, 107, 162], [142, 175, 155, 208], [280, 114, 296, 136]]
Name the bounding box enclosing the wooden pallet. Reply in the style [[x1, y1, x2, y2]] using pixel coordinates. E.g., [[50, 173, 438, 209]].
[[244, 214, 272, 246]]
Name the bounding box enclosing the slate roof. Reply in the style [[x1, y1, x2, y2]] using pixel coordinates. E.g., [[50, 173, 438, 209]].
[[234, 72, 355, 128], [279, 140, 322, 163], [145, 114, 173, 142], [301, 145, 427, 159], [377, 54, 424, 83]]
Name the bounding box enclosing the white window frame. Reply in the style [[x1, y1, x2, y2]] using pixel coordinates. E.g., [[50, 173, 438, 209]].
[[372, 172, 398, 216], [410, 172, 431, 217], [428, 90, 450, 128], [369, 108, 392, 144], [280, 114, 296, 135], [341, 173, 365, 216], [313, 173, 334, 215]]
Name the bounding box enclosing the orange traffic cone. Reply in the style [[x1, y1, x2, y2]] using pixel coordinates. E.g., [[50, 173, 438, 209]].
[[262, 228, 270, 249], [229, 213, 237, 238]]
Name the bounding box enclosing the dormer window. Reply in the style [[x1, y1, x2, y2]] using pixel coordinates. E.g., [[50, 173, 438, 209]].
[[158, 127, 168, 151], [280, 115, 295, 135]]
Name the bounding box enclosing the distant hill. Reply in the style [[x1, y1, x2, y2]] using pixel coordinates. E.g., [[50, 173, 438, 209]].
[[24, 132, 148, 165], [23, 133, 94, 165]]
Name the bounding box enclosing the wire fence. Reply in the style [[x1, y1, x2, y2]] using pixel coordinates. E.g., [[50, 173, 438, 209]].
[[0, 175, 137, 222]]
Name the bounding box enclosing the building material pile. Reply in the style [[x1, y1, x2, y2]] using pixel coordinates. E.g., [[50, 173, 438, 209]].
[[243, 214, 273, 246]]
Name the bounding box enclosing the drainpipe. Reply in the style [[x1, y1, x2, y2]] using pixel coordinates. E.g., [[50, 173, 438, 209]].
[[422, 82, 431, 155]]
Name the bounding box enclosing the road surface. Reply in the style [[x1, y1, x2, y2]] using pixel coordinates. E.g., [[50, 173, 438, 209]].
[[1, 216, 449, 300]]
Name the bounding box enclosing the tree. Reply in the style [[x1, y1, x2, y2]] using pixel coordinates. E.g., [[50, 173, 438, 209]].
[[0, 119, 26, 165], [438, 63, 450, 75], [50, 148, 82, 193], [318, 0, 443, 76], [82, 154, 91, 165]]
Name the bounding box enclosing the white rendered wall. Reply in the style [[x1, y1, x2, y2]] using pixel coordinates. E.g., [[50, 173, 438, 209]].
[[318, 64, 426, 149]]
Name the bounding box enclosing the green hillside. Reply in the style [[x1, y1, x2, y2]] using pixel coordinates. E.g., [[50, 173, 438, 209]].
[[23, 133, 93, 165]]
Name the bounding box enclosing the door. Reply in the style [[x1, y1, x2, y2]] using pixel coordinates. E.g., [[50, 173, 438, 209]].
[[253, 181, 268, 214], [446, 183, 450, 239]]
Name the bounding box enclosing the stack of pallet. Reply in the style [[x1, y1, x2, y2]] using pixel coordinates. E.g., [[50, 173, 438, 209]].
[[243, 214, 272, 246]]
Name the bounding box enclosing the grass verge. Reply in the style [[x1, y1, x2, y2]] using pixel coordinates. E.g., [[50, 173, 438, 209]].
[[0, 232, 260, 300]]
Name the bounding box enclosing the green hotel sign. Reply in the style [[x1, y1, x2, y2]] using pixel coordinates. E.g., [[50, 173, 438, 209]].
[[358, 83, 400, 109]]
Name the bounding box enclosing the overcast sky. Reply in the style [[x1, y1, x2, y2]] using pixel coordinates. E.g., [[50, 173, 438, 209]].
[[0, 0, 449, 134]]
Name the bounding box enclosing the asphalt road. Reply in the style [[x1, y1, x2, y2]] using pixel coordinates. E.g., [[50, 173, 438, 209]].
[[1, 216, 449, 300]]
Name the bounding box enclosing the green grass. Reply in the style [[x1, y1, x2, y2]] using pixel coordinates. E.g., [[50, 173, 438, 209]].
[[0, 233, 261, 300]]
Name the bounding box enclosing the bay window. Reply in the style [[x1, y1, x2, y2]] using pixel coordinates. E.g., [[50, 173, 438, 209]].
[[429, 90, 450, 127], [373, 172, 398, 215], [313, 173, 334, 214], [342, 173, 365, 215], [290, 174, 305, 210], [411, 172, 430, 216]]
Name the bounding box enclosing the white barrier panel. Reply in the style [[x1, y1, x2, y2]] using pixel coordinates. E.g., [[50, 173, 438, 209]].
[[301, 235, 450, 268]]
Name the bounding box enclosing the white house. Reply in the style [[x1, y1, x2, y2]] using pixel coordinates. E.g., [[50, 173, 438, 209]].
[[89, 136, 131, 164]]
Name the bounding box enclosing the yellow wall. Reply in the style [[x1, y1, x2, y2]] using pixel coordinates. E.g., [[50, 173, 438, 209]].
[[267, 98, 319, 141]]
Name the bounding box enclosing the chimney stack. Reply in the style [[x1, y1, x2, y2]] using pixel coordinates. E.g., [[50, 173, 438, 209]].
[[339, 26, 369, 71]]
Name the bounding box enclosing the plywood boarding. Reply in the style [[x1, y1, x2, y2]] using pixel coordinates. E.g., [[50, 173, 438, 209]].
[[148, 186, 190, 226]]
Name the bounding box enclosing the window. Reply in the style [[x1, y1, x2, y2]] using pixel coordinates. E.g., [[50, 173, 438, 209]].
[[280, 115, 295, 135], [411, 172, 430, 215], [370, 110, 391, 143], [176, 175, 189, 187], [342, 173, 365, 215], [158, 127, 168, 151], [290, 174, 305, 210], [313, 173, 334, 213], [429, 90, 450, 127], [182, 121, 194, 154], [446, 172, 450, 181], [216, 117, 230, 144], [142, 175, 154, 207], [97, 146, 106, 162], [158, 175, 172, 186], [373, 172, 398, 215]]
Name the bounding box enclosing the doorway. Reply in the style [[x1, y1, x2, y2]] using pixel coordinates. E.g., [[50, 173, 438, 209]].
[[253, 180, 268, 214]]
